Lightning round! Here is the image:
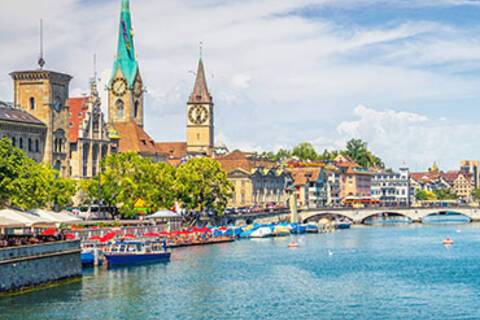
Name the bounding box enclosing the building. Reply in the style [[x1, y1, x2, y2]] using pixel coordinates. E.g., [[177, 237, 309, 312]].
[[324, 165, 341, 206], [371, 168, 410, 207], [443, 170, 473, 201], [107, 0, 165, 161], [460, 160, 479, 189], [288, 167, 327, 209], [186, 57, 215, 156], [67, 79, 117, 179], [9, 69, 72, 175], [0, 101, 47, 163], [216, 151, 290, 208]]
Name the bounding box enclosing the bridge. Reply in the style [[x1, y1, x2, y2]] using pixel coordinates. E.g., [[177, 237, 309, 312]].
[[229, 207, 480, 225]]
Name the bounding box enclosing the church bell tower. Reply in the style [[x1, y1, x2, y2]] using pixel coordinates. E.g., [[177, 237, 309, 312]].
[[186, 56, 214, 156], [108, 0, 144, 127]]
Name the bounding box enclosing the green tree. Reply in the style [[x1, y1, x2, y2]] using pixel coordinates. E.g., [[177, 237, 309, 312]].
[[343, 138, 384, 168], [433, 188, 458, 200], [415, 189, 436, 201], [472, 188, 480, 201], [291, 142, 319, 161], [81, 153, 176, 218], [175, 157, 232, 216], [274, 149, 291, 161], [318, 149, 338, 161]]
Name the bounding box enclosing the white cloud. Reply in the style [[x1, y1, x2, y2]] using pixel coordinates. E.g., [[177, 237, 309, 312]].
[[1, 0, 480, 170]]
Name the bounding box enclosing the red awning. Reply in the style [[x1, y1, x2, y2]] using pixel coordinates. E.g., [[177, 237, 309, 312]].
[[41, 228, 57, 236], [143, 232, 160, 237], [65, 233, 76, 240], [87, 235, 102, 241], [100, 231, 117, 243]]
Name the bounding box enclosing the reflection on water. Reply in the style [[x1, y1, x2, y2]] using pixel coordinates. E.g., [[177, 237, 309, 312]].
[[3, 224, 480, 320], [364, 214, 411, 226], [423, 212, 471, 224]]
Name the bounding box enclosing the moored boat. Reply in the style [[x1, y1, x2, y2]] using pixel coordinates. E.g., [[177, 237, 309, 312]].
[[250, 226, 273, 238], [104, 241, 171, 267], [273, 226, 290, 237], [305, 224, 319, 233], [290, 224, 306, 234]]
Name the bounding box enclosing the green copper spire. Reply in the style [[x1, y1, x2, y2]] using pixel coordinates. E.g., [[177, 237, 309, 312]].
[[111, 0, 138, 87]]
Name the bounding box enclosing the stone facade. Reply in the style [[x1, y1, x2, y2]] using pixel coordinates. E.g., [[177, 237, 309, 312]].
[[0, 102, 47, 163], [0, 241, 81, 293], [10, 70, 72, 175]]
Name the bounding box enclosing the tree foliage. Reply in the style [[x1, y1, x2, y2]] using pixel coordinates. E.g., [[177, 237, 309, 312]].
[[0, 137, 77, 210], [344, 139, 384, 168], [175, 157, 233, 215]]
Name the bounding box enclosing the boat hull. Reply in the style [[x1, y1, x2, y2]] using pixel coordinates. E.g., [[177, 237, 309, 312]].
[[105, 252, 171, 266], [81, 252, 95, 266]]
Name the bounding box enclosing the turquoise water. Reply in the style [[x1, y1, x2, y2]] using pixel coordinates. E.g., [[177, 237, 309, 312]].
[[3, 224, 480, 319]]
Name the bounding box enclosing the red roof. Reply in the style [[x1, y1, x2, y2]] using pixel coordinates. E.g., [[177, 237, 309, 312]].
[[155, 142, 187, 159], [113, 121, 160, 155], [67, 97, 89, 142]]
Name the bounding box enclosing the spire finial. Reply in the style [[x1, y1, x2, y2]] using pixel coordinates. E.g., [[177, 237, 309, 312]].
[[199, 41, 203, 59], [38, 19, 45, 69]]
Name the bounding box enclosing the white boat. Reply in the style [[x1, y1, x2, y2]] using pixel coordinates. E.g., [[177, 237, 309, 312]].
[[250, 226, 273, 238]]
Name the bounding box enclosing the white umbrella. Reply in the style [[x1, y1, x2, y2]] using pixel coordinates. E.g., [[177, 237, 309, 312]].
[[146, 210, 181, 219], [28, 209, 82, 224], [0, 209, 51, 227], [0, 216, 26, 228]]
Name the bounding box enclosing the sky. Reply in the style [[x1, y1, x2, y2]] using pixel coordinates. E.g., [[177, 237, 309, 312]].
[[1, 0, 480, 171]]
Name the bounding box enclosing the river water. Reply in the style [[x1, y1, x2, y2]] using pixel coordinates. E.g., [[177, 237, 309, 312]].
[[3, 224, 480, 320]]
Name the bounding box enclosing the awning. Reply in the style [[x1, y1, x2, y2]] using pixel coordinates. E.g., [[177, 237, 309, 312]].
[[29, 209, 83, 224], [0, 217, 26, 228], [0, 209, 52, 227]]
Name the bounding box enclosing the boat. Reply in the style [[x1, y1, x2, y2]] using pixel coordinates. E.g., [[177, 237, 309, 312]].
[[290, 224, 306, 234], [250, 226, 273, 238], [288, 241, 298, 248], [305, 224, 319, 233], [104, 241, 171, 266], [273, 225, 290, 237], [335, 221, 352, 230], [443, 238, 454, 246], [81, 242, 104, 267]]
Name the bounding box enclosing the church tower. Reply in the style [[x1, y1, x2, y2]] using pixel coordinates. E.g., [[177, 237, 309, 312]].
[[186, 57, 214, 156], [108, 0, 144, 127]]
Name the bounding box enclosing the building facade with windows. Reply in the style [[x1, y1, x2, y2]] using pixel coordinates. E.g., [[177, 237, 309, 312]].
[[0, 101, 47, 163], [371, 168, 410, 207]]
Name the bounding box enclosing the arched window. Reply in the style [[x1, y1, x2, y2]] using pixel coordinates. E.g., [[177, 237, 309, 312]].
[[19, 137, 23, 149], [35, 139, 40, 152], [134, 101, 139, 118], [11, 137, 16, 147], [28, 138, 32, 151], [115, 99, 125, 119], [29, 97, 35, 110]]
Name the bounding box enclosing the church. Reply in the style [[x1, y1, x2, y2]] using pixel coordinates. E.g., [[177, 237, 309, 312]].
[[108, 0, 223, 165]]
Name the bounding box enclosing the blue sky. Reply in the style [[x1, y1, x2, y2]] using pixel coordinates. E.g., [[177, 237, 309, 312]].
[[1, 0, 480, 170]]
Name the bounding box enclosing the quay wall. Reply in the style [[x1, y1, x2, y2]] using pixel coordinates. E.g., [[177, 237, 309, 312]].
[[0, 241, 81, 293]]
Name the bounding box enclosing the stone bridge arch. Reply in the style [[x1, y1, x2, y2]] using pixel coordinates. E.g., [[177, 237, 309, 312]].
[[302, 212, 354, 223], [360, 211, 412, 224], [420, 210, 473, 223]]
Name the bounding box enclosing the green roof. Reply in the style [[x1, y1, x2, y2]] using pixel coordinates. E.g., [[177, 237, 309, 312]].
[[111, 0, 138, 87]]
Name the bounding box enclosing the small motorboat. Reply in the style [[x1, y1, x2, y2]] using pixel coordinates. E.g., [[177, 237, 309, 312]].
[[273, 226, 290, 237], [443, 238, 454, 246], [305, 224, 319, 233], [250, 226, 273, 238], [290, 224, 306, 234], [288, 241, 299, 248], [104, 240, 171, 267], [81, 242, 104, 267]]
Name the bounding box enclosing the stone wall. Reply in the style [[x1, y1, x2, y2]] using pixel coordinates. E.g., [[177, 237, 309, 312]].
[[0, 240, 81, 293]]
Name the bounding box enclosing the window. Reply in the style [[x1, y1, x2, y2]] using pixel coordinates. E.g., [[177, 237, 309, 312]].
[[35, 139, 40, 152], [115, 100, 124, 119], [134, 101, 139, 118], [11, 137, 16, 147], [28, 138, 32, 151], [19, 137, 23, 149], [29, 97, 35, 110]]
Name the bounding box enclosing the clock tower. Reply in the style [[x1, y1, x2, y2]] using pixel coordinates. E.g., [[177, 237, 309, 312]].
[[108, 0, 144, 127], [186, 57, 214, 156]]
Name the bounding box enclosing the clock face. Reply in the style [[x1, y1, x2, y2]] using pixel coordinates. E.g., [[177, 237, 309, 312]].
[[112, 78, 128, 97], [188, 105, 209, 125], [134, 80, 142, 98]]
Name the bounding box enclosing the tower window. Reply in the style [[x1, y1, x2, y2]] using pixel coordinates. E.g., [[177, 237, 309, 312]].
[[115, 99, 125, 119], [29, 97, 35, 110], [134, 101, 139, 118], [197, 133, 200, 141]]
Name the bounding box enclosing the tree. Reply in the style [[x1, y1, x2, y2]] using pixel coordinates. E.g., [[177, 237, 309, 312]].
[[433, 188, 458, 200], [80, 153, 177, 218], [344, 138, 384, 168], [318, 149, 338, 161], [415, 189, 436, 201], [175, 157, 233, 216], [291, 142, 319, 161], [472, 188, 480, 201], [274, 149, 291, 161]]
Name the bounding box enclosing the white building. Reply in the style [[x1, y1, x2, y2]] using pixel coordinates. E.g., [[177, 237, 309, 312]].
[[371, 168, 411, 207]]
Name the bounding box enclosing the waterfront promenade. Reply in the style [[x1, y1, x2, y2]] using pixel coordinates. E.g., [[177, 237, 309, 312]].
[[2, 224, 480, 320]]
